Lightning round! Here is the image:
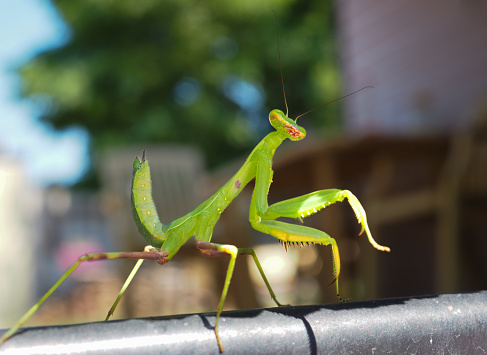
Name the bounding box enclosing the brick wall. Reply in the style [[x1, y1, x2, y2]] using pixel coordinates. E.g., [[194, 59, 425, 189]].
[[337, 0, 487, 134]]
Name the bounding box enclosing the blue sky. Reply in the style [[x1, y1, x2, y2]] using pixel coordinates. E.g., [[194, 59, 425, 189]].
[[0, 0, 89, 186]]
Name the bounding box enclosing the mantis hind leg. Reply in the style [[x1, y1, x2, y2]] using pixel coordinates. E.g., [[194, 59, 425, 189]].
[[196, 240, 286, 353], [0, 247, 167, 346], [105, 246, 168, 320]]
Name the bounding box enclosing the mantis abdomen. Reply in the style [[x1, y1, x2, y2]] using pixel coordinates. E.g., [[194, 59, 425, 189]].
[[131, 153, 166, 248]]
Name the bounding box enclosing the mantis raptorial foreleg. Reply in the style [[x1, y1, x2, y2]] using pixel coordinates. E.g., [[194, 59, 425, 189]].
[[264, 189, 390, 253], [249, 151, 389, 299]]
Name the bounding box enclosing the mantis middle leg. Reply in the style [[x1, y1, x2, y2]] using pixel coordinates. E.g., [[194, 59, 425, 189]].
[[196, 240, 286, 353]]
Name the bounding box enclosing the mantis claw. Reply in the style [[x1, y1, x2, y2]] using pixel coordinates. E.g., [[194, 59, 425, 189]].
[[338, 294, 351, 303]]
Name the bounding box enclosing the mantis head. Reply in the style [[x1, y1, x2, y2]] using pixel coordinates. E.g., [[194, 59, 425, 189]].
[[269, 109, 306, 141]]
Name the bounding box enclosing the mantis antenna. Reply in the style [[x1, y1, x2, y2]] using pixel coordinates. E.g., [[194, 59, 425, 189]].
[[273, 11, 289, 117], [273, 11, 373, 123], [295, 86, 374, 122]]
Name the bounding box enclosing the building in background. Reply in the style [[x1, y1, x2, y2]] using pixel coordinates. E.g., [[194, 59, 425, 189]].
[[337, 0, 487, 134], [0, 155, 41, 327]]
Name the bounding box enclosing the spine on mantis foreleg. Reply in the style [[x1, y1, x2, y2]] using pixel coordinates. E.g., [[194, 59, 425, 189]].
[[131, 151, 166, 248]]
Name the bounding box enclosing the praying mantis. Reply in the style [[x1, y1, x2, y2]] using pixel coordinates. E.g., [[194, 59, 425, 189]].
[[0, 15, 390, 354]]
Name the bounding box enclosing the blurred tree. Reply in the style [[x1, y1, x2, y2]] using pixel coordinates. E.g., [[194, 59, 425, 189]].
[[19, 0, 340, 188]]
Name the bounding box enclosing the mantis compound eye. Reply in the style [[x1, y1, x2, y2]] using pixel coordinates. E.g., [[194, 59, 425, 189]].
[[269, 110, 282, 124]]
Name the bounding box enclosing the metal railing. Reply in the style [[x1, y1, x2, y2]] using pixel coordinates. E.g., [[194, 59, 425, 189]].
[[1, 291, 486, 354]]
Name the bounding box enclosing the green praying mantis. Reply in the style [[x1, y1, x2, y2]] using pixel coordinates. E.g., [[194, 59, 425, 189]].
[[0, 15, 390, 354]]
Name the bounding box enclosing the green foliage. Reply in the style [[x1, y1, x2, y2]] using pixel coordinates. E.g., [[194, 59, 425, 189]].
[[19, 0, 340, 185]]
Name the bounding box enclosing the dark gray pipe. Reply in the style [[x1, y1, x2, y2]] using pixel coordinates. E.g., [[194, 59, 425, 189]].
[[1, 291, 486, 354]]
